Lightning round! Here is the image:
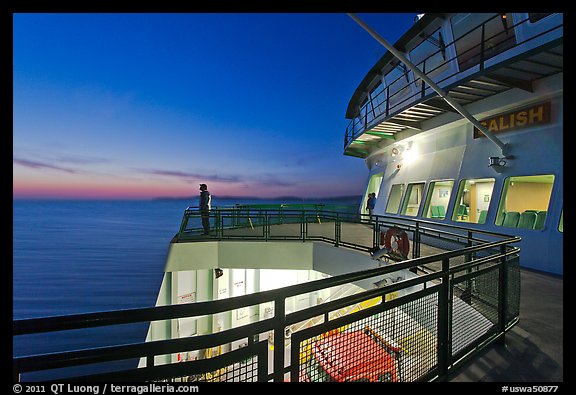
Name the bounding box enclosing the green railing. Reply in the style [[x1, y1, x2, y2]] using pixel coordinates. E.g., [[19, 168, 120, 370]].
[[177, 204, 364, 246]]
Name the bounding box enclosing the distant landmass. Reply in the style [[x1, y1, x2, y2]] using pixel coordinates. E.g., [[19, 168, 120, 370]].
[[153, 195, 363, 202]]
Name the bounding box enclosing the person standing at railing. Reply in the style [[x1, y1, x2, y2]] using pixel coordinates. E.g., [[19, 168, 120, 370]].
[[199, 183, 212, 235], [367, 193, 376, 221]]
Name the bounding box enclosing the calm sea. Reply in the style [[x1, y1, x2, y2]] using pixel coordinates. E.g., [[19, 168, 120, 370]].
[[13, 197, 358, 380]]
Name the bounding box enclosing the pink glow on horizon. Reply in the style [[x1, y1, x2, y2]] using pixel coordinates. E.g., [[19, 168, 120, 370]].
[[13, 178, 359, 200]]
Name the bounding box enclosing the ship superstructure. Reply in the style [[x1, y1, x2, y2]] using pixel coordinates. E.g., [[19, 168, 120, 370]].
[[346, 13, 563, 275]]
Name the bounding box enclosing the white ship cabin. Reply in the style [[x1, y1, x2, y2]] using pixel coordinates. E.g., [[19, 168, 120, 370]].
[[345, 13, 563, 275]]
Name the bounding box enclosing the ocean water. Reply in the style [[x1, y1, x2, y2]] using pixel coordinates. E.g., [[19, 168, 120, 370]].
[[12, 197, 359, 380]]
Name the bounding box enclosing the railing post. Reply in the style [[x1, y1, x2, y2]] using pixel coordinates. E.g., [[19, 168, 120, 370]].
[[302, 210, 306, 241], [385, 85, 390, 117], [413, 221, 420, 259], [421, 59, 426, 98], [373, 218, 378, 251], [273, 297, 286, 382], [335, 212, 340, 247], [463, 230, 474, 304], [480, 23, 485, 71], [498, 244, 509, 344], [437, 257, 451, 379], [264, 210, 269, 241]]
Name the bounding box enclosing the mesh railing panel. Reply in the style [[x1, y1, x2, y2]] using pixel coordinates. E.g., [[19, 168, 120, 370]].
[[178, 357, 260, 382], [164, 344, 264, 383], [451, 267, 499, 357], [395, 295, 439, 381], [295, 292, 439, 382], [506, 257, 521, 324]]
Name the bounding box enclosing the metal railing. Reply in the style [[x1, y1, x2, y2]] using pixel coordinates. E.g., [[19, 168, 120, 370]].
[[13, 207, 521, 382], [344, 13, 563, 150]]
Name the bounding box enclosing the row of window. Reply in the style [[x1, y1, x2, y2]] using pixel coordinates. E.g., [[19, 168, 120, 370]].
[[379, 174, 562, 232]]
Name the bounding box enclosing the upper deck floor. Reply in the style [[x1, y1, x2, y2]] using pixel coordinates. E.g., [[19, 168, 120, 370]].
[[344, 13, 563, 158]]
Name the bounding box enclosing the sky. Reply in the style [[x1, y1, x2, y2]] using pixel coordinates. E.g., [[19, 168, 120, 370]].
[[13, 12, 419, 200]]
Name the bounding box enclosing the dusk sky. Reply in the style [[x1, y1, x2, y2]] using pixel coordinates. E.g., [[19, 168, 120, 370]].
[[13, 12, 418, 200]]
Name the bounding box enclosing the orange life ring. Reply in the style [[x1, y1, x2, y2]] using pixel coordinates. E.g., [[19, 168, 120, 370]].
[[380, 227, 410, 259]]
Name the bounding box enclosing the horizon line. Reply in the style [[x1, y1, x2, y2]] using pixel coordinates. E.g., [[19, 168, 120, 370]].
[[13, 194, 364, 201]]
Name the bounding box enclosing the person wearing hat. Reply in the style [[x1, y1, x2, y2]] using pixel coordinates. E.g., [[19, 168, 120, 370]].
[[199, 183, 211, 235]]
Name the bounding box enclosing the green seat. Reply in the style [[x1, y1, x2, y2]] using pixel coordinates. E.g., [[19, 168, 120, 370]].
[[534, 211, 547, 230], [478, 210, 488, 224], [437, 205, 446, 218], [496, 211, 506, 226], [502, 211, 520, 228], [430, 205, 440, 218], [518, 211, 537, 229]]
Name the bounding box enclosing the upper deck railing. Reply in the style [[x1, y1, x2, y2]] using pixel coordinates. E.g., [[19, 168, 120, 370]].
[[14, 206, 521, 382], [344, 13, 563, 152]]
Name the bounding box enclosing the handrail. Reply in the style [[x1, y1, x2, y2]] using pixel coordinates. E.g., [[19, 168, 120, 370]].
[[350, 13, 510, 156], [344, 13, 563, 151], [177, 206, 520, 247]]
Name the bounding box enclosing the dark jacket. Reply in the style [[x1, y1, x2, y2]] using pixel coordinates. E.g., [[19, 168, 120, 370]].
[[200, 190, 211, 211]]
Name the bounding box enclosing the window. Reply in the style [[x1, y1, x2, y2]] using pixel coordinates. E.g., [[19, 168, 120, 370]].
[[422, 180, 454, 220], [400, 182, 425, 217], [451, 13, 516, 71], [385, 184, 405, 214], [495, 175, 555, 230], [558, 209, 563, 233], [452, 178, 495, 224]]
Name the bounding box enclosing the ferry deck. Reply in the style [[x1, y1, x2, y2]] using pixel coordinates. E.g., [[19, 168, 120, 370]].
[[13, 211, 563, 382], [449, 268, 562, 382]]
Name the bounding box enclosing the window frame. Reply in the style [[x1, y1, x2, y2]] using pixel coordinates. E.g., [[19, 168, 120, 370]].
[[385, 183, 405, 214], [400, 182, 426, 217], [451, 177, 496, 224], [495, 174, 555, 230], [422, 179, 455, 221]]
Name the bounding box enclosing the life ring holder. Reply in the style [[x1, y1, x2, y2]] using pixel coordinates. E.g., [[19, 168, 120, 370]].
[[380, 227, 410, 259]]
